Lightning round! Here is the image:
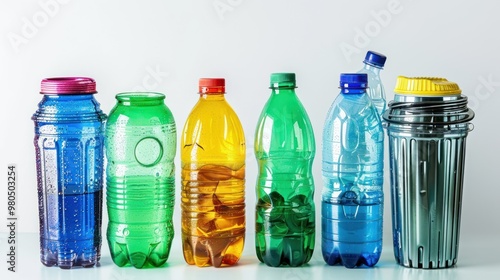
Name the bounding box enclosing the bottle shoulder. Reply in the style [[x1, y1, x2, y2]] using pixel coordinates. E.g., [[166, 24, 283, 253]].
[[184, 99, 243, 128], [107, 103, 174, 127], [181, 99, 245, 143], [255, 94, 315, 156], [33, 95, 106, 123], [181, 99, 245, 166], [258, 94, 313, 125], [324, 94, 383, 133]]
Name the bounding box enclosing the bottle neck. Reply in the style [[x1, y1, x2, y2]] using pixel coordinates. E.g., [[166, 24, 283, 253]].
[[271, 86, 297, 95], [43, 93, 95, 100], [363, 63, 382, 74], [116, 92, 165, 106], [35, 93, 104, 122], [340, 88, 367, 95], [200, 93, 226, 101]]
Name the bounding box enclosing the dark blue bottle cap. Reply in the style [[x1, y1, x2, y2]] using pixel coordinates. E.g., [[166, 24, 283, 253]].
[[364, 50, 387, 68], [340, 73, 368, 89]]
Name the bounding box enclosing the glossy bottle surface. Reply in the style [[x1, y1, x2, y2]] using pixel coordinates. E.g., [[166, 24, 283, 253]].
[[254, 73, 315, 267], [321, 74, 384, 268], [106, 92, 176, 268], [181, 78, 246, 267], [357, 50, 387, 117], [384, 77, 474, 268], [32, 77, 106, 269]]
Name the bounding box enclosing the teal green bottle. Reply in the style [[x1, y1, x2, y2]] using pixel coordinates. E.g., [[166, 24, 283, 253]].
[[105, 92, 176, 268], [254, 73, 316, 267]]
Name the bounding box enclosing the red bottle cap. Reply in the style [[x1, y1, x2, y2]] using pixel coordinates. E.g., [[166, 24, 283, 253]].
[[40, 77, 97, 94], [199, 78, 225, 94]]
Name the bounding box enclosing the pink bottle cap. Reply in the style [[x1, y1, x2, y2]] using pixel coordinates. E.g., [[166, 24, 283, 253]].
[[40, 77, 97, 94]]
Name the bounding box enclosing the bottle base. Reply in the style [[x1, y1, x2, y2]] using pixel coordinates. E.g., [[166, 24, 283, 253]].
[[256, 232, 315, 267], [322, 239, 381, 268], [108, 240, 172, 269], [40, 248, 100, 269], [182, 234, 245, 267]]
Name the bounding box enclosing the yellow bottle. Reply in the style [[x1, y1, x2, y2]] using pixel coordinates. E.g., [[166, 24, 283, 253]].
[[181, 78, 246, 267]]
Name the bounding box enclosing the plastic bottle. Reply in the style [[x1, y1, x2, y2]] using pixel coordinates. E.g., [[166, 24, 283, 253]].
[[321, 73, 384, 268], [32, 77, 106, 268], [106, 92, 176, 268], [254, 73, 316, 267], [357, 50, 387, 116], [181, 78, 246, 267]]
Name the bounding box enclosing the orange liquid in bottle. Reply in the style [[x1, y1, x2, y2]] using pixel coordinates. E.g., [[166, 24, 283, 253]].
[[181, 78, 245, 267]]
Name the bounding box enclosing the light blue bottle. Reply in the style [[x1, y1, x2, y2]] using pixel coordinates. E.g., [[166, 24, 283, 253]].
[[357, 50, 387, 117], [321, 73, 384, 268]]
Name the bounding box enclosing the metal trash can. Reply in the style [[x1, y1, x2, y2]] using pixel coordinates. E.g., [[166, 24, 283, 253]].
[[383, 76, 474, 269]]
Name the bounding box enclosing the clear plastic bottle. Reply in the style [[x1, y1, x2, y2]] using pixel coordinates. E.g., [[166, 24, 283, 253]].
[[357, 50, 387, 117], [321, 73, 384, 268], [254, 73, 315, 267], [106, 92, 176, 268], [181, 78, 246, 267]]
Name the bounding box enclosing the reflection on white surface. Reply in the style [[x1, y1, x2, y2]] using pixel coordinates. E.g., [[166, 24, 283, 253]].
[[392, 266, 460, 280], [1, 233, 499, 280]]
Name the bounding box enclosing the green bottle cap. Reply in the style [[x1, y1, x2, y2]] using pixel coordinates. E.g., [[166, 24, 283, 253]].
[[270, 73, 296, 88]]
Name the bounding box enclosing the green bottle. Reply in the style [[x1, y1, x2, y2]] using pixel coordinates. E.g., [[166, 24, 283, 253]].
[[106, 92, 176, 268], [254, 73, 316, 267]]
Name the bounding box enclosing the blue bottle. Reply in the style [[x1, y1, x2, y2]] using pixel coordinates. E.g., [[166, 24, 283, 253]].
[[32, 77, 106, 268], [321, 73, 384, 268], [357, 50, 387, 117]]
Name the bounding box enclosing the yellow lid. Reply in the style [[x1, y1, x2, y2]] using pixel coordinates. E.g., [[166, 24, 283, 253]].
[[394, 76, 462, 96]]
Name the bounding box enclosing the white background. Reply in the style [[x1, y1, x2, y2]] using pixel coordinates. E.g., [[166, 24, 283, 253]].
[[0, 0, 499, 279]]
